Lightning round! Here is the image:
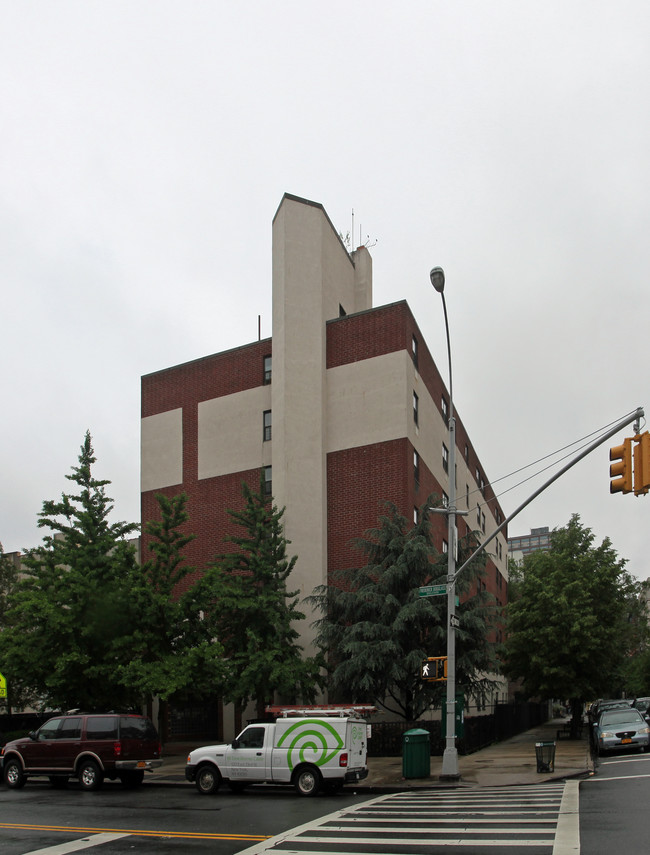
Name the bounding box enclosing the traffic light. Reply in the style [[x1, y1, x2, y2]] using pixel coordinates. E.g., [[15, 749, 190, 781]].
[[420, 657, 447, 682], [634, 432, 650, 496], [610, 438, 633, 494]]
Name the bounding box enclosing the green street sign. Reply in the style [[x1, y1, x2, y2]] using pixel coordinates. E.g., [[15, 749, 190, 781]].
[[418, 584, 446, 597], [0, 671, 6, 699]]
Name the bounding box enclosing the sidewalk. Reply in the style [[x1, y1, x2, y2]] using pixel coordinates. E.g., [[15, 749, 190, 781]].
[[147, 718, 593, 791]]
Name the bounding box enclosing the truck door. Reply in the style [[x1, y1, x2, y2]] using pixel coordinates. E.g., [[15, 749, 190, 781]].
[[228, 726, 270, 781]]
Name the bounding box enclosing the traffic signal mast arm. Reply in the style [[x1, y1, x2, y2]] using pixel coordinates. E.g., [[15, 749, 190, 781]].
[[451, 407, 645, 584]]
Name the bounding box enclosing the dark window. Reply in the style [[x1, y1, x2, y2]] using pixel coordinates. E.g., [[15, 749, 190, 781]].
[[120, 716, 158, 739], [413, 391, 419, 426], [263, 355, 272, 385], [86, 716, 118, 740], [442, 443, 449, 473], [412, 335, 418, 370], [441, 396, 448, 424], [38, 718, 63, 740], [238, 726, 265, 749], [414, 450, 420, 488], [262, 465, 272, 497], [263, 410, 272, 441], [59, 718, 82, 739]]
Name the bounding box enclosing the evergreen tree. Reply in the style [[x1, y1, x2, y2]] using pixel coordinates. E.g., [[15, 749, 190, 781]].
[[309, 500, 499, 721], [504, 514, 643, 734], [198, 480, 322, 717], [116, 493, 226, 704], [0, 432, 140, 710]]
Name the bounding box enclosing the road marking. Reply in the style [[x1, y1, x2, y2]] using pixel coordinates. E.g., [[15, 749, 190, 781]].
[[21, 833, 129, 855], [553, 779, 580, 854], [583, 772, 650, 782], [0, 822, 269, 842]]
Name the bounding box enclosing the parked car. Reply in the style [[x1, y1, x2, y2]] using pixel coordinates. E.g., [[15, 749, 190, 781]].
[[588, 698, 631, 725], [593, 707, 650, 756], [1, 712, 162, 791], [633, 697, 650, 724]]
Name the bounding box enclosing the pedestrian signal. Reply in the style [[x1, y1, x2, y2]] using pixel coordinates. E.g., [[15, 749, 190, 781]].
[[420, 657, 447, 682]]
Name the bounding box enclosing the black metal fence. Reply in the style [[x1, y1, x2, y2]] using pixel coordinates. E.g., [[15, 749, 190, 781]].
[[368, 701, 549, 757]]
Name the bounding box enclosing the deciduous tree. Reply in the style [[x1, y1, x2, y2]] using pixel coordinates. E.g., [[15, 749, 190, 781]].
[[504, 514, 643, 735]]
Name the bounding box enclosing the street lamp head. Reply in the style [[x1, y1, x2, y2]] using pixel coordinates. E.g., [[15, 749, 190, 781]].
[[430, 267, 445, 293]]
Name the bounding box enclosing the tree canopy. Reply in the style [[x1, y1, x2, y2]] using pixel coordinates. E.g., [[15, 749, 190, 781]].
[[198, 480, 323, 717], [309, 500, 500, 721], [115, 492, 226, 704], [504, 514, 645, 719], [0, 432, 140, 710]]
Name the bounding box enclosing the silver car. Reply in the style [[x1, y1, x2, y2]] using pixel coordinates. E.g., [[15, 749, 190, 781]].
[[594, 707, 650, 756]]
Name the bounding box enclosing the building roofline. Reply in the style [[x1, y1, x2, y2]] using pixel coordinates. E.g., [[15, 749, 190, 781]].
[[273, 193, 355, 267], [141, 335, 272, 380]]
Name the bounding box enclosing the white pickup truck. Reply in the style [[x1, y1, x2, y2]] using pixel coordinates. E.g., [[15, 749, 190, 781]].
[[185, 714, 369, 796]]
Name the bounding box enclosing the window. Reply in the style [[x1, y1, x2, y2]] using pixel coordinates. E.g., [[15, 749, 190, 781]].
[[466, 484, 469, 507], [441, 396, 448, 424], [59, 718, 82, 739], [263, 410, 272, 442], [412, 335, 419, 370], [442, 443, 449, 473], [465, 444, 469, 461], [263, 355, 272, 385], [442, 539, 448, 554], [414, 507, 418, 524], [442, 491, 449, 508], [238, 726, 266, 749], [413, 391, 419, 426], [262, 466, 272, 497], [86, 716, 118, 740], [413, 450, 420, 489]]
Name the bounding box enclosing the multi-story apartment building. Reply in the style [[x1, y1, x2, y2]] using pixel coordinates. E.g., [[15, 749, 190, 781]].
[[508, 526, 552, 563], [141, 194, 509, 734]]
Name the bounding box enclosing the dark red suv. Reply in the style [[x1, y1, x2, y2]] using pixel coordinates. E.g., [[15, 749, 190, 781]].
[[1, 712, 162, 790]]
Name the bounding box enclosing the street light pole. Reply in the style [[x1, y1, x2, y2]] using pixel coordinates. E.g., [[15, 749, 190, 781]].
[[430, 266, 460, 780]]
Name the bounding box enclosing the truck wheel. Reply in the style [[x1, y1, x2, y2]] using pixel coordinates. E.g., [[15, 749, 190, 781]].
[[4, 759, 26, 789], [196, 764, 221, 795], [293, 765, 322, 797]]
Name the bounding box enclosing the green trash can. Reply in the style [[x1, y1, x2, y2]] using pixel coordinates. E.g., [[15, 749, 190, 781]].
[[402, 728, 430, 779]]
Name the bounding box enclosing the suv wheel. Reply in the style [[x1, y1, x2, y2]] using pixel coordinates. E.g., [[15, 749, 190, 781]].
[[196, 764, 221, 794], [4, 759, 26, 789], [78, 759, 104, 791]]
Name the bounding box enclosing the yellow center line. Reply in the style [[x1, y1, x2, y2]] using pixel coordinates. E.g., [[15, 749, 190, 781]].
[[0, 822, 270, 841]]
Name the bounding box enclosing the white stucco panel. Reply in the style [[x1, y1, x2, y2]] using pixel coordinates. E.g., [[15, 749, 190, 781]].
[[141, 408, 183, 492], [327, 351, 410, 452], [198, 385, 271, 479]]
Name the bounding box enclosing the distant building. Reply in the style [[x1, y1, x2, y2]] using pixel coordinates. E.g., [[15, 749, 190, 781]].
[[141, 193, 510, 735], [508, 526, 551, 564]]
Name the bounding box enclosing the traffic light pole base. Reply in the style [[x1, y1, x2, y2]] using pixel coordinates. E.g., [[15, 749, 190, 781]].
[[439, 747, 461, 782]]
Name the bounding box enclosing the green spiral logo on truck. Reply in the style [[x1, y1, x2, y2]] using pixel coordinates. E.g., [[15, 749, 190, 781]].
[[276, 719, 344, 771]]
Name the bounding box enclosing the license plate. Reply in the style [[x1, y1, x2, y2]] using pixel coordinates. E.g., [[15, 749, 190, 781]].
[[137, 761, 146, 768], [621, 738, 632, 744]]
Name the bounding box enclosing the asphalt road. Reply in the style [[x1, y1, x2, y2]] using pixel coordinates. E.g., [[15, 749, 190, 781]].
[[580, 748, 650, 854], [0, 778, 370, 855]]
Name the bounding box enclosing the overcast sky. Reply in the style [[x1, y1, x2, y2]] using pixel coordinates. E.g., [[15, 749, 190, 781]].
[[2, 1, 648, 580]]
